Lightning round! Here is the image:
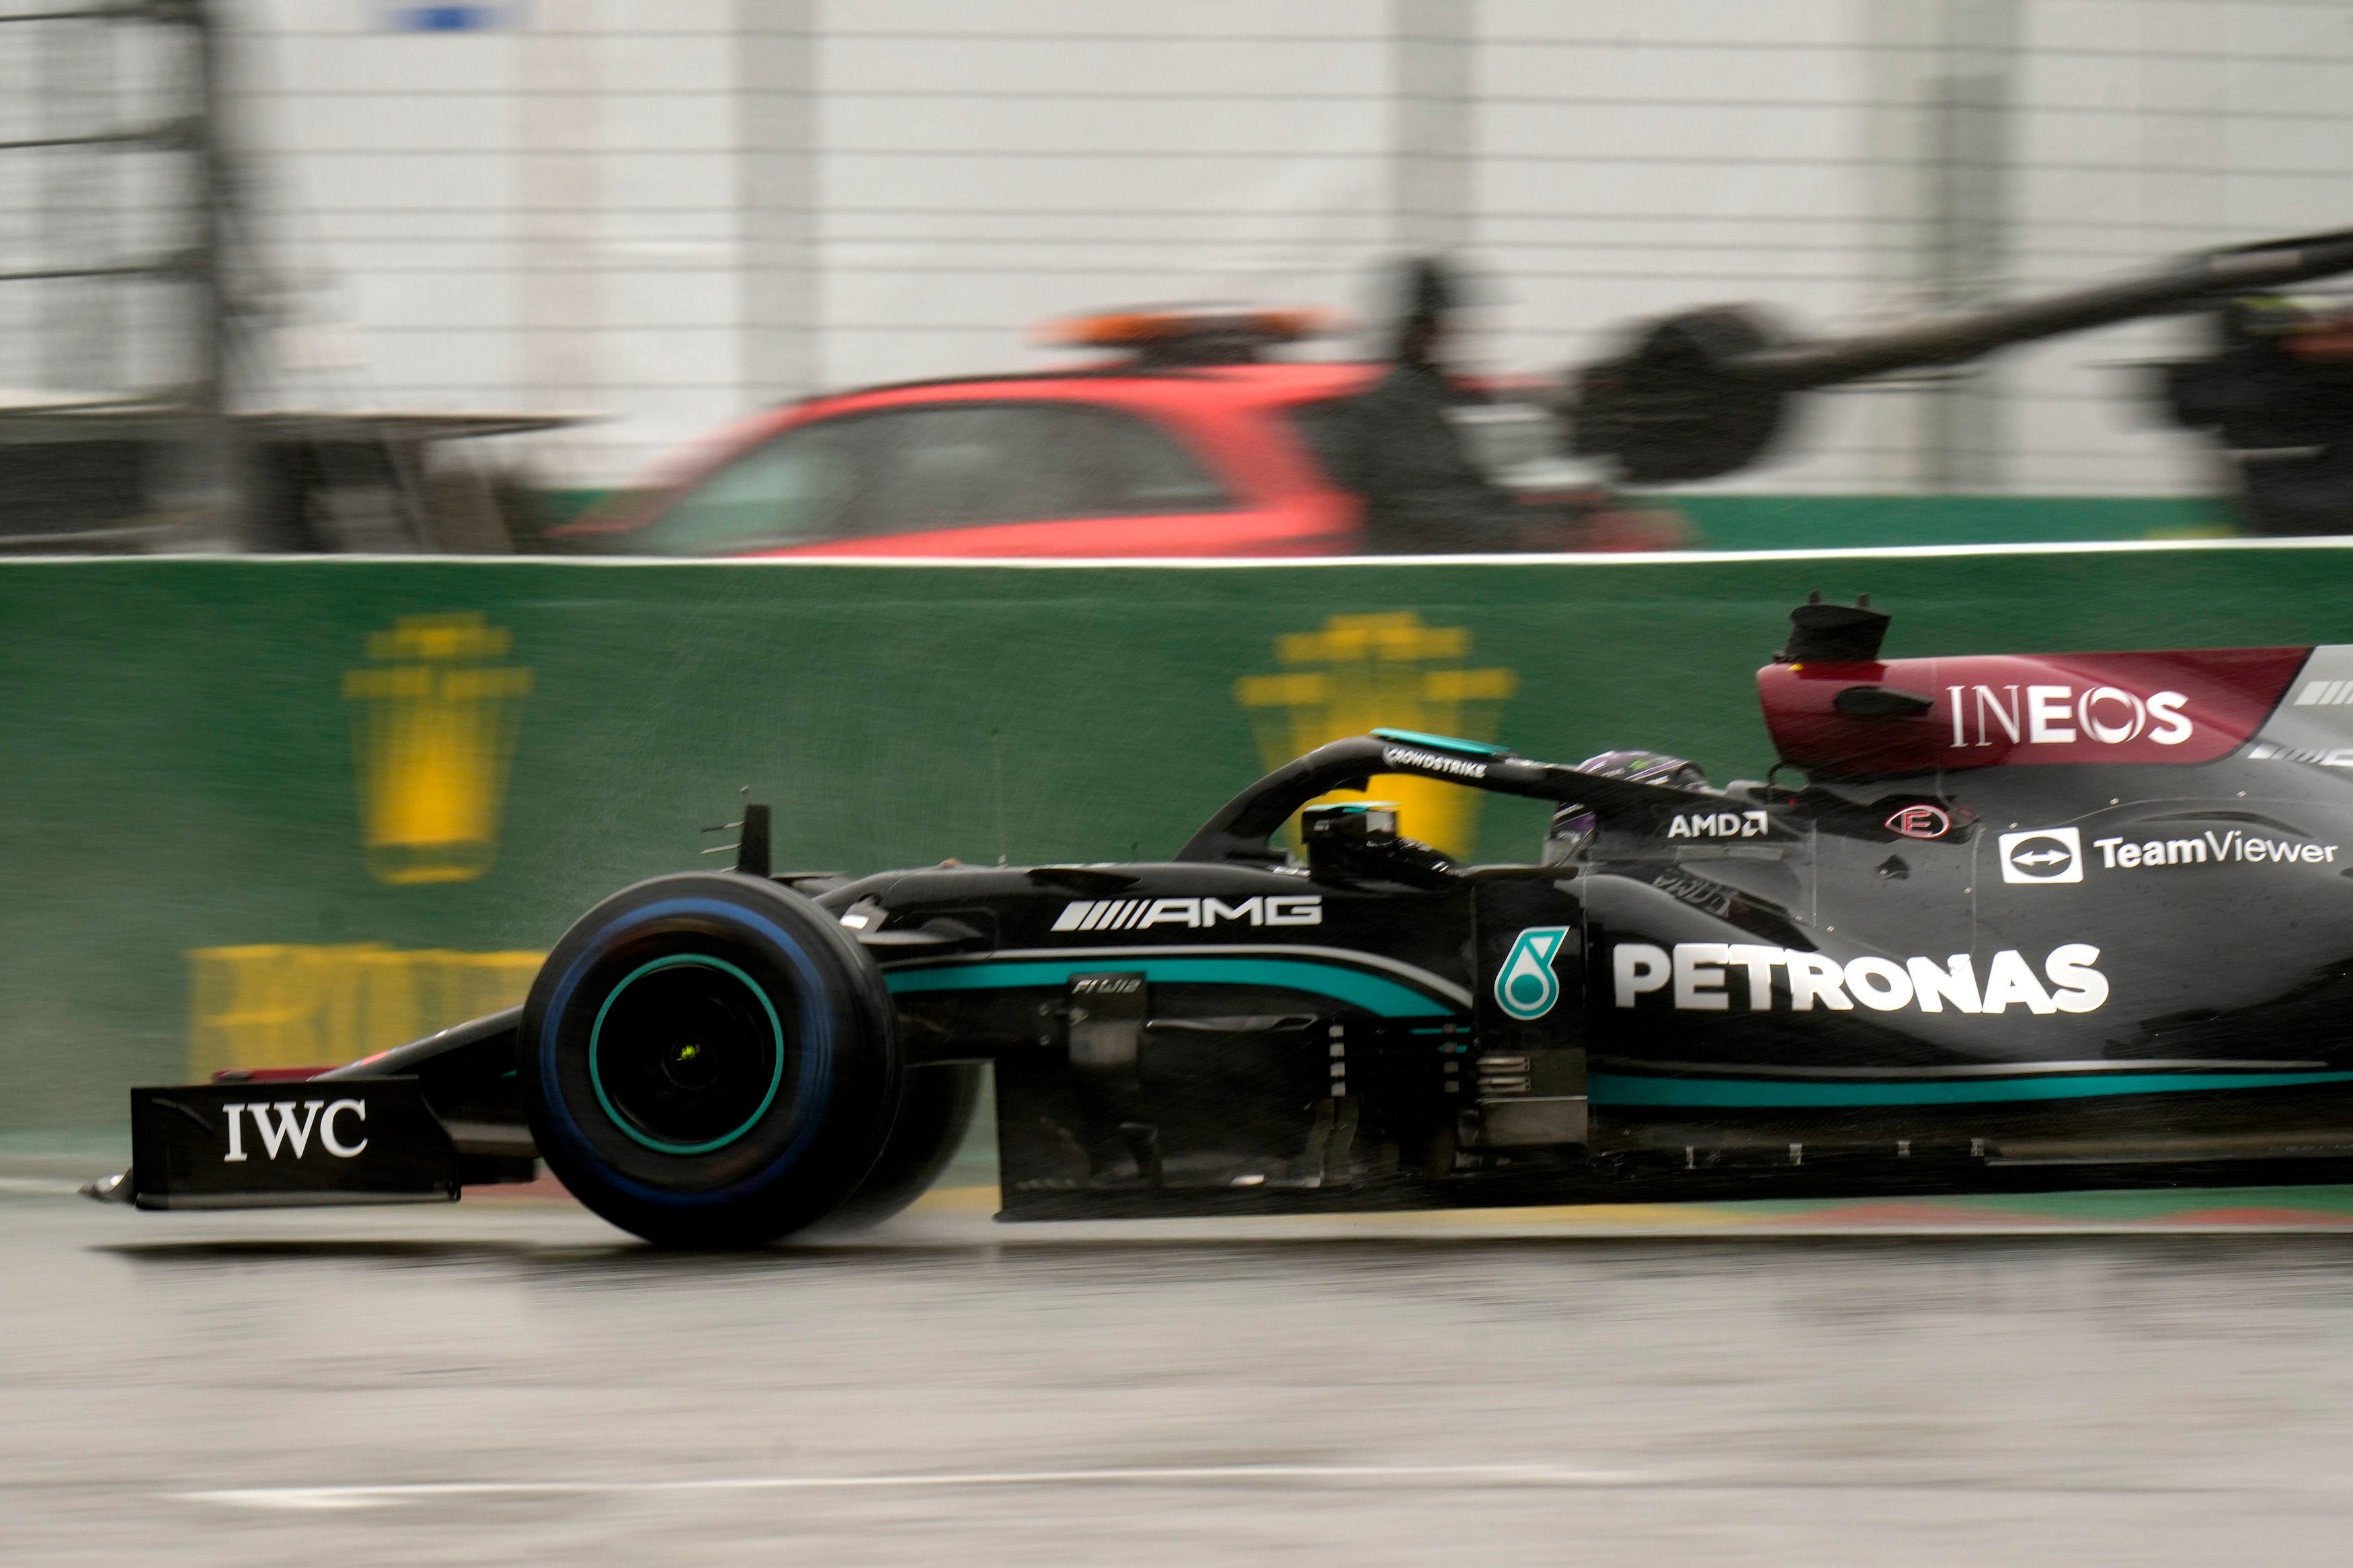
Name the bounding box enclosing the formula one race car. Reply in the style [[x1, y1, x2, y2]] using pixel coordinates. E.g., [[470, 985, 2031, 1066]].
[[97, 598, 2353, 1245]]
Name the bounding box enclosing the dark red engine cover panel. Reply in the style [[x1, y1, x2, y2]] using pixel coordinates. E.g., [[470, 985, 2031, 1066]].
[[1759, 648, 2311, 775]]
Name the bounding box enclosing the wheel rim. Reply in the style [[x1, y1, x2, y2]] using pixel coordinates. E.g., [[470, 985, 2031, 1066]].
[[588, 954, 787, 1155]]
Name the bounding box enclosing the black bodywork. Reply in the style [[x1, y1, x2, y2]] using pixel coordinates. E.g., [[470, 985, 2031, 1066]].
[[107, 600, 2353, 1223], [827, 760, 2353, 1218]]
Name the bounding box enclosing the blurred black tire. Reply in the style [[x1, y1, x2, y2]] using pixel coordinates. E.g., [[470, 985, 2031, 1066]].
[[815, 1063, 984, 1233], [520, 873, 900, 1247]]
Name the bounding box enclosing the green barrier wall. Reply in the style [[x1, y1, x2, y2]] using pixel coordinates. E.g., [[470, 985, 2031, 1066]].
[[1670, 494, 2234, 552], [9, 542, 2353, 1139]]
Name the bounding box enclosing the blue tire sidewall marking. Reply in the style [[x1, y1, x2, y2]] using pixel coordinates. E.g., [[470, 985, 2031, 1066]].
[[539, 897, 838, 1209], [588, 954, 787, 1155]]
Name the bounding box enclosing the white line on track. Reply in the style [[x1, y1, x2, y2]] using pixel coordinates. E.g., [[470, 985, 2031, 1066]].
[[181, 1463, 1655, 1512]]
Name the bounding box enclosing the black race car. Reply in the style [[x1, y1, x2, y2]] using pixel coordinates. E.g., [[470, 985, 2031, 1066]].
[[97, 598, 2353, 1245]]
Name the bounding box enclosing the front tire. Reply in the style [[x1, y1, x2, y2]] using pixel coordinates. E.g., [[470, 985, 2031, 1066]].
[[520, 873, 899, 1247]]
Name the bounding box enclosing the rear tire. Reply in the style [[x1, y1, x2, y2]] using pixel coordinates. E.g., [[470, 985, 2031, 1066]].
[[520, 873, 899, 1247], [816, 1063, 984, 1233]]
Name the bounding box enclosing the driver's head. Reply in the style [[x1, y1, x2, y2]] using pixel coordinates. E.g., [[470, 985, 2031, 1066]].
[[1543, 749, 1710, 864]]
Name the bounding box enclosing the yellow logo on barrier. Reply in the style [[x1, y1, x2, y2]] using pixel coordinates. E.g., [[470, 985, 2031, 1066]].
[[1234, 612, 1517, 857], [342, 613, 532, 884], [188, 943, 545, 1079]]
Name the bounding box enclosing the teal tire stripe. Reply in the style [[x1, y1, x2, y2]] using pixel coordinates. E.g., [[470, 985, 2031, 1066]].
[[885, 957, 1455, 1018], [590, 954, 786, 1155], [1591, 1068, 2353, 1109]]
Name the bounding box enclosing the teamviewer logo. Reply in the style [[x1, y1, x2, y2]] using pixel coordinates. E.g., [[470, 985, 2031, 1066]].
[[1999, 826, 2082, 884]]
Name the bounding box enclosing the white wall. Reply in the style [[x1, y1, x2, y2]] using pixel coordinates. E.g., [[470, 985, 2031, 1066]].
[[2005, 0, 2353, 494], [817, 2, 1392, 393], [206, 0, 2353, 495], [231, 1, 756, 485], [227, 0, 1398, 489], [1464, 0, 1882, 492], [0, 13, 207, 403]]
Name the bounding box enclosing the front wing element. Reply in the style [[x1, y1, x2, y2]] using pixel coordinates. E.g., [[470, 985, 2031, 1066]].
[[126, 1078, 460, 1210]]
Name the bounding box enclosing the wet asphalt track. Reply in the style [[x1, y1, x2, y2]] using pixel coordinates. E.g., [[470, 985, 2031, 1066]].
[[14, 1186, 2353, 1565]]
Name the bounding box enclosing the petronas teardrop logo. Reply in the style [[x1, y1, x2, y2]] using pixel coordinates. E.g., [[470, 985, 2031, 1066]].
[[1495, 927, 1571, 1020]]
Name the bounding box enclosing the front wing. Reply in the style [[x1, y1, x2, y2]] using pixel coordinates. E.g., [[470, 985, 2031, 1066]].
[[124, 1079, 461, 1210]]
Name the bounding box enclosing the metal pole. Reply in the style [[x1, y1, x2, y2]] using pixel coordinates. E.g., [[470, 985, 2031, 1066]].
[[185, 0, 241, 543], [1919, 0, 2018, 492]]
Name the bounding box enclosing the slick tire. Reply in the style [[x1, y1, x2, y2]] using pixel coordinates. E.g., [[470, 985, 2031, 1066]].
[[520, 873, 900, 1247], [813, 1063, 984, 1234]]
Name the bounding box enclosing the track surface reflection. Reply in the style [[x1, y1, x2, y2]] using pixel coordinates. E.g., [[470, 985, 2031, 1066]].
[[13, 1191, 2353, 1564]]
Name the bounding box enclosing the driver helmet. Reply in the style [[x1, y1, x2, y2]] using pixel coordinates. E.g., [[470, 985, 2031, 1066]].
[[1542, 749, 1710, 864]]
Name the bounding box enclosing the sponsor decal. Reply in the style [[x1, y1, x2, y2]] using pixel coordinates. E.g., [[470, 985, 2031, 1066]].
[[1944, 683, 2192, 751], [1495, 927, 1572, 1020], [1611, 942, 2107, 1016], [1650, 866, 1738, 919], [1886, 804, 1954, 840], [1767, 651, 2303, 774], [2089, 829, 2338, 870], [2295, 679, 2353, 708], [186, 944, 543, 1081], [1380, 744, 1490, 780], [1999, 823, 2340, 883], [1069, 975, 1142, 997], [221, 1098, 370, 1162], [1051, 895, 1322, 932], [1999, 826, 2082, 884], [342, 612, 532, 886], [2249, 742, 2353, 768], [1666, 809, 1771, 839]]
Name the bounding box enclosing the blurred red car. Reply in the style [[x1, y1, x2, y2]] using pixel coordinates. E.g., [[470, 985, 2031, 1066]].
[[553, 309, 1687, 559]]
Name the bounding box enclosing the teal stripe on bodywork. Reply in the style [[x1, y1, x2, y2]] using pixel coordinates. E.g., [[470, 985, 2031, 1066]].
[[1369, 727, 1511, 757], [1591, 1069, 2353, 1108], [885, 958, 1455, 1018]]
